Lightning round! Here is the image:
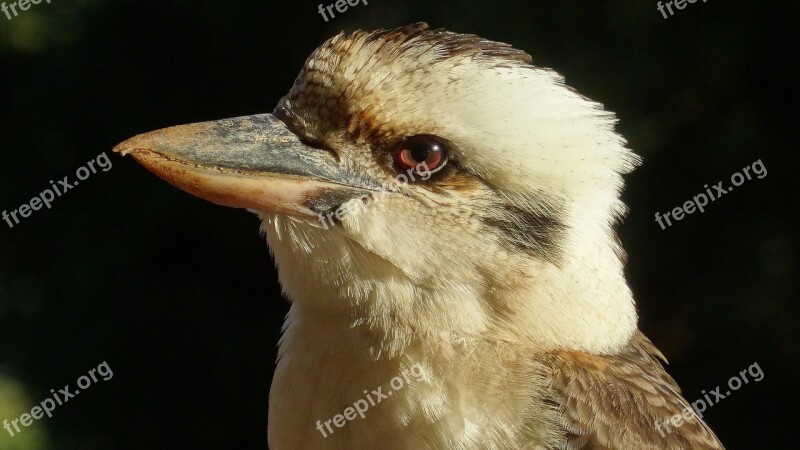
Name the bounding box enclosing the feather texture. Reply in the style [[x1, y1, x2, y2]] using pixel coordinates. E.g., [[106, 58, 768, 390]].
[[545, 332, 725, 449]]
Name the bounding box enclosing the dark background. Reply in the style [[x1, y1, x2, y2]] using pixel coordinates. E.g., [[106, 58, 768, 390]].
[[0, 1, 797, 449]]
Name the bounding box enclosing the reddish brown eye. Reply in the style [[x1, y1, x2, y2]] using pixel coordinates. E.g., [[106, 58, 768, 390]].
[[392, 135, 449, 175]]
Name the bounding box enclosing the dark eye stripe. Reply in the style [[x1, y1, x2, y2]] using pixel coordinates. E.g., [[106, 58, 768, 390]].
[[482, 201, 567, 264]]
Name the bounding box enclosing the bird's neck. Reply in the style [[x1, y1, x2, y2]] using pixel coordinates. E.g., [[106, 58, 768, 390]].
[[262, 214, 637, 359]]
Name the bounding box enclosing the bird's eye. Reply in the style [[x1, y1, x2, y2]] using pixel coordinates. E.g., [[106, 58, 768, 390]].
[[392, 135, 449, 175]]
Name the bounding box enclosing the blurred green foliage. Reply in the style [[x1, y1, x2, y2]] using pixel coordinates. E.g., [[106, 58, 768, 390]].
[[0, 375, 49, 449]]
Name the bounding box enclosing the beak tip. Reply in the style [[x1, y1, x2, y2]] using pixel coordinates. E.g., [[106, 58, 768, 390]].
[[112, 136, 143, 157]]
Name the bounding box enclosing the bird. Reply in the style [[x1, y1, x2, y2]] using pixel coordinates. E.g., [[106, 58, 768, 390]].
[[114, 23, 724, 450]]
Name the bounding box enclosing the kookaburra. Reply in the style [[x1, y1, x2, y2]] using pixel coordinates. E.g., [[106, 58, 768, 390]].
[[114, 23, 724, 449]]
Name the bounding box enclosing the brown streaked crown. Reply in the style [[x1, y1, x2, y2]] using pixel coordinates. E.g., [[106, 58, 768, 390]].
[[275, 22, 534, 148]]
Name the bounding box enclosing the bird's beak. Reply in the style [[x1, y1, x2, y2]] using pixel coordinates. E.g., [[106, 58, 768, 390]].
[[113, 114, 378, 219]]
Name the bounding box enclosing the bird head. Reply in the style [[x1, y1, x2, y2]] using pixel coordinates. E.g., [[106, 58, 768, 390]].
[[115, 23, 641, 356]]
